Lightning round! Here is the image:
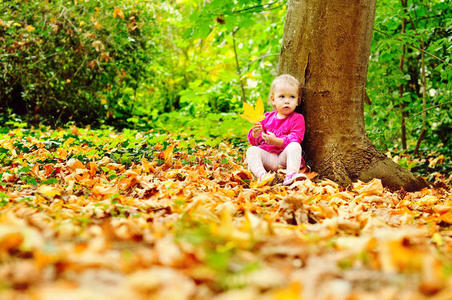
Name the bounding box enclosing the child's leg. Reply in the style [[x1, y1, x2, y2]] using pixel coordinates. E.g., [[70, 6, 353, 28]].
[[246, 146, 279, 178], [278, 142, 302, 175]]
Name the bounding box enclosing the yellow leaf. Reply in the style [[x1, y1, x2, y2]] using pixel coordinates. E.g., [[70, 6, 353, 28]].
[[272, 282, 302, 300], [26, 25, 35, 32], [250, 172, 275, 188], [63, 137, 75, 148], [95, 21, 102, 30], [385, 240, 424, 272], [37, 185, 61, 198], [240, 98, 265, 123], [432, 232, 443, 247]]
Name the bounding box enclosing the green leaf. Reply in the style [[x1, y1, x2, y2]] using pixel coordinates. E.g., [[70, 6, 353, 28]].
[[42, 177, 59, 184]]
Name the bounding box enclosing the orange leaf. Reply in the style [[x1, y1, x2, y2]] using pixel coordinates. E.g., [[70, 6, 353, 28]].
[[0, 232, 23, 252], [141, 158, 156, 173], [87, 162, 97, 177], [439, 211, 452, 224], [66, 158, 85, 171], [92, 184, 117, 197], [355, 178, 384, 196], [113, 7, 124, 19], [163, 145, 174, 167], [385, 240, 424, 272], [71, 125, 80, 136], [44, 165, 54, 177]]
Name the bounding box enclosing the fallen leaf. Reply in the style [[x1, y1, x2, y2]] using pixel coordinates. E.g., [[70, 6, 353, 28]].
[[37, 185, 61, 198], [113, 7, 125, 19]]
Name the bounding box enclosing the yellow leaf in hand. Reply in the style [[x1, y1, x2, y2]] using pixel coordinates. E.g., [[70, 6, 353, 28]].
[[240, 98, 265, 123]]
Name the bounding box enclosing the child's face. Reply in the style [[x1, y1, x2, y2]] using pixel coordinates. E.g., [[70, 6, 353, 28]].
[[271, 81, 299, 118]]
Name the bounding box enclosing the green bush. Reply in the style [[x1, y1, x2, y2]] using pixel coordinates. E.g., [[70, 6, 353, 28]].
[[0, 0, 156, 126], [366, 0, 451, 155]]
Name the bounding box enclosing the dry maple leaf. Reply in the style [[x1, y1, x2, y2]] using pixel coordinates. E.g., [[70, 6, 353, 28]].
[[240, 98, 265, 123]]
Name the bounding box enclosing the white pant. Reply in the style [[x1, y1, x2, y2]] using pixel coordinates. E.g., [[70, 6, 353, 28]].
[[246, 142, 302, 178]]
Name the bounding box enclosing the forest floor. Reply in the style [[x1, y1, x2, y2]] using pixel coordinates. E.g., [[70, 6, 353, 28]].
[[0, 126, 451, 300]]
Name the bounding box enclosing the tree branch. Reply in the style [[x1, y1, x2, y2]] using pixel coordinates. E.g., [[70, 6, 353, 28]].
[[373, 28, 452, 67], [232, 30, 247, 103], [244, 53, 280, 70], [407, 100, 452, 121], [233, 1, 283, 14]]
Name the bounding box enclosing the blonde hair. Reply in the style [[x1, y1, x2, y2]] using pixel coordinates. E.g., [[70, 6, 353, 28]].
[[269, 74, 302, 107]]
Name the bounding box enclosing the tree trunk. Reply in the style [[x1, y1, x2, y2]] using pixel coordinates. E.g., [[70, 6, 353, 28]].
[[278, 0, 427, 191]]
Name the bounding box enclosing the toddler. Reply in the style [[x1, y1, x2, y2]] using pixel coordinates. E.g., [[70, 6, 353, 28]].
[[246, 74, 306, 186]]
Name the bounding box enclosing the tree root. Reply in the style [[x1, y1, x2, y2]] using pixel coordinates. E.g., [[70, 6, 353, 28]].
[[357, 157, 428, 192], [311, 142, 428, 192]]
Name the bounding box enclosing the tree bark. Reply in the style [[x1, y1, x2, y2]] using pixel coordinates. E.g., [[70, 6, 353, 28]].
[[278, 0, 427, 191]]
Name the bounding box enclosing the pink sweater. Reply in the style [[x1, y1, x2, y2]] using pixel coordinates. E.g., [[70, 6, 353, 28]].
[[247, 111, 305, 154]]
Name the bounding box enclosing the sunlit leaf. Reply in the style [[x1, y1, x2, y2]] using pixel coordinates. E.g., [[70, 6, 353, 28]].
[[240, 98, 265, 123]]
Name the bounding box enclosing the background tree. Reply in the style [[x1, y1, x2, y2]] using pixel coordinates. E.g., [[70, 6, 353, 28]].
[[278, 0, 427, 191]]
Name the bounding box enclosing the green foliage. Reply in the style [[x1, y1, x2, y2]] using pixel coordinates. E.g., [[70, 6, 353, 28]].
[[149, 111, 249, 144], [137, 0, 284, 118], [0, 0, 283, 124], [0, 0, 156, 126], [367, 0, 451, 156]]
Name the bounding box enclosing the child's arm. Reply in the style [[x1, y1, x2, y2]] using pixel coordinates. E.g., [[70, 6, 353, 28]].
[[261, 131, 284, 147], [248, 113, 270, 145], [281, 114, 305, 148]]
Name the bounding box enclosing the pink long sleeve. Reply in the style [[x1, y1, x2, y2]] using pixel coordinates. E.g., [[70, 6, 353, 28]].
[[281, 114, 305, 149], [247, 111, 305, 154], [247, 126, 263, 146]]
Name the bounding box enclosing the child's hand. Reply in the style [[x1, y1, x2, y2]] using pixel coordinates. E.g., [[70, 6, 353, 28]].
[[251, 123, 263, 139], [262, 131, 284, 147]]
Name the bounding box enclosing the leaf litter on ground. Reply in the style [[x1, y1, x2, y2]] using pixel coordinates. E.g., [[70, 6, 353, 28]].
[[0, 126, 451, 300]]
